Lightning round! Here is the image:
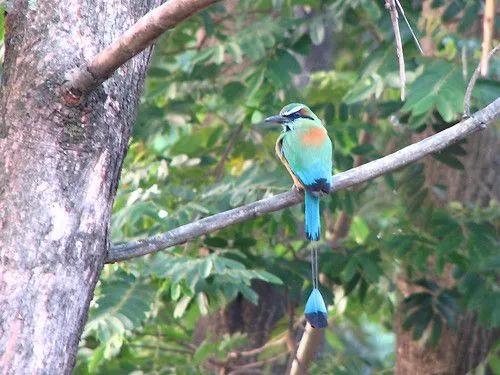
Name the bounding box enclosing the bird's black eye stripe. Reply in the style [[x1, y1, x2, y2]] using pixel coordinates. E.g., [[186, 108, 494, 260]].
[[285, 124, 291, 131], [283, 111, 314, 121]]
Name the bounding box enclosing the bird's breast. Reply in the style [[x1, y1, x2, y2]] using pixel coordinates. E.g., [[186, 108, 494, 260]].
[[301, 127, 327, 146]]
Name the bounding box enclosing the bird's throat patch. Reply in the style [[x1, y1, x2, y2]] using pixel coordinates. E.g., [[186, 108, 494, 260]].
[[302, 127, 327, 145]]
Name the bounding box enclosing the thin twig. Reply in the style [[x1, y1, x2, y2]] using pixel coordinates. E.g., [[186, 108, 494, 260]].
[[106, 98, 500, 263], [62, 0, 221, 103], [128, 344, 192, 354], [461, 46, 468, 81], [228, 336, 287, 359], [480, 0, 495, 76], [463, 44, 500, 118], [227, 352, 288, 375], [395, 0, 424, 55], [215, 124, 244, 181], [385, 0, 405, 101]]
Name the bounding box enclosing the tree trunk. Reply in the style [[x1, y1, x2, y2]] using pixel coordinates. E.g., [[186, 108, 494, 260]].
[[395, 128, 500, 374], [0, 0, 160, 373]]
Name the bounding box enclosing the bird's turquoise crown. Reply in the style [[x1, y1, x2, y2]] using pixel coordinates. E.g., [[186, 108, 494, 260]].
[[265, 103, 320, 126], [279, 103, 317, 122]]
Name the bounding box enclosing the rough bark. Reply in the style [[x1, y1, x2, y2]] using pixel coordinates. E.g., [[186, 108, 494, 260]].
[[0, 0, 161, 373], [64, 0, 220, 100], [395, 126, 500, 374]]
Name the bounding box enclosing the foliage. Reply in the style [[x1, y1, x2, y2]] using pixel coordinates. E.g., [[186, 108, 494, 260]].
[[74, 0, 500, 374]]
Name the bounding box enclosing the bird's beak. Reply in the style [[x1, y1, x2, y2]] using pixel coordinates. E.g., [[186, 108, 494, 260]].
[[264, 115, 288, 124]]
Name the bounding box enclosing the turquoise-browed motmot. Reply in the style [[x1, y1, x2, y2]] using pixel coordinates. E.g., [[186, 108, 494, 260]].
[[266, 103, 333, 328]]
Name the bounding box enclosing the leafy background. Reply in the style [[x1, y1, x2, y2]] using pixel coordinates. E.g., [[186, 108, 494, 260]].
[[71, 0, 499, 374]]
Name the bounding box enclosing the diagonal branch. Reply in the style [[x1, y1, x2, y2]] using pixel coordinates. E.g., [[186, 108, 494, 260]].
[[106, 98, 500, 263], [464, 44, 500, 118], [62, 0, 221, 102]]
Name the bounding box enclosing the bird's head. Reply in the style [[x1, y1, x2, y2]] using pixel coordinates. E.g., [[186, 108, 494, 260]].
[[264, 103, 321, 131]]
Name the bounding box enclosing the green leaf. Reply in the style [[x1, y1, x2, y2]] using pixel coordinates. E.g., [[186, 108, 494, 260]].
[[325, 330, 345, 350], [473, 79, 500, 108], [278, 49, 302, 74], [402, 306, 425, 331], [174, 296, 192, 318], [430, 315, 443, 348], [413, 279, 439, 292], [403, 61, 464, 119], [412, 308, 433, 340], [432, 152, 464, 170], [293, 33, 312, 55], [351, 144, 374, 155], [193, 340, 218, 365], [87, 344, 106, 374], [246, 69, 265, 101], [384, 173, 396, 190], [239, 284, 259, 304], [227, 42, 243, 63], [253, 270, 283, 285], [402, 292, 432, 311], [84, 272, 156, 341], [435, 301, 457, 330], [437, 291, 460, 312], [358, 255, 381, 283], [171, 283, 181, 301], [344, 272, 361, 295], [205, 236, 228, 248], [343, 76, 379, 104], [197, 293, 209, 316], [458, 2, 480, 33], [350, 217, 370, 244], [491, 296, 500, 327], [201, 11, 214, 36], [309, 18, 325, 45], [442, 1, 465, 22], [222, 81, 246, 103], [411, 93, 437, 115], [213, 44, 225, 65], [436, 95, 454, 122]]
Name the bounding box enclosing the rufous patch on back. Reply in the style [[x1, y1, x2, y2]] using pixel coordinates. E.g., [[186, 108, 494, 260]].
[[301, 127, 327, 145]]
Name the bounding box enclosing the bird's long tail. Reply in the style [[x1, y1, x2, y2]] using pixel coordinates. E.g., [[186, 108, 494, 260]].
[[304, 245, 328, 328], [304, 190, 320, 241]]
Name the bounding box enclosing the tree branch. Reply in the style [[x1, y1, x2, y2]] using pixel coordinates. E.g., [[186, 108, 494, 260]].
[[106, 98, 500, 263], [480, 0, 495, 76], [228, 336, 287, 359], [385, 0, 405, 101], [62, 0, 221, 102], [289, 324, 323, 375], [227, 352, 288, 375], [464, 44, 500, 118]]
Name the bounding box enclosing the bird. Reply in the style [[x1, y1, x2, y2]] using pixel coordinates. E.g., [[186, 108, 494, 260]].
[[265, 103, 333, 329]]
